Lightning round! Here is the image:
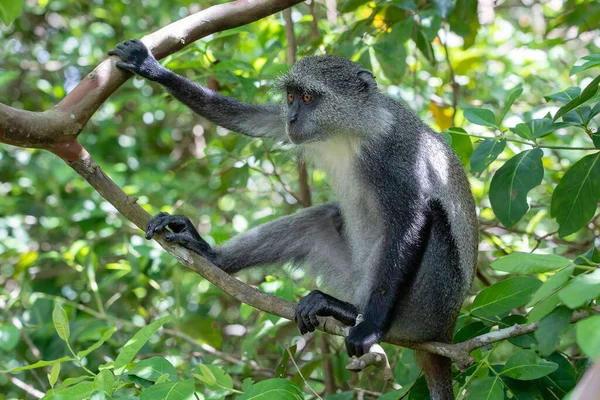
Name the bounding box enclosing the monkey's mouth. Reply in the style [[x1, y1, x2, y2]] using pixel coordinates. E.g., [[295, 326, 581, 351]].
[[287, 126, 318, 145]]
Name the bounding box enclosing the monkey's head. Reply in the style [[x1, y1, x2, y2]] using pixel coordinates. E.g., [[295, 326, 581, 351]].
[[278, 55, 380, 144]]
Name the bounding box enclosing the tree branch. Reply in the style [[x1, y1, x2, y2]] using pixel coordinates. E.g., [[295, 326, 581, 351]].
[[0, 0, 305, 161]]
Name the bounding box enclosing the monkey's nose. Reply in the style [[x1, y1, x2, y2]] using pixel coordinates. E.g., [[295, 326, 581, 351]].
[[289, 113, 298, 123]]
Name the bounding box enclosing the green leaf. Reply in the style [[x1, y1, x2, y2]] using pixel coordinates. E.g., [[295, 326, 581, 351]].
[[576, 315, 600, 359], [42, 381, 94, 400], [0, 0, 22, 25], [374, 43, 406, 83], [545, 86, 581, 103], [52, 303, 70, 341], [527, 292, 561, 322], [48, 363, 60, 388], [453, 321, 491, 343], [489, 149, 544, 228], [433, 0, 457, 19], [127, 357, 177, 383], [89, 391, 110, 400], [94, 370, 115, 395], [469, 377, 504, 400], [464, 108, 498, 129], [194, 364, 233, 393], [532, 353, 577, 397], [554, 75, 600, 121], [376, 386, 411, 400], [276, 345, 296, 378], [527, 266, 574, 307], [558, 269, 600, 309], [470, 139, 506, 174], [113, 316, 170, 375], [524, 118, 571, 139], [414, 28, 435, 64], [418, 10, 442, 41], [0, 323, 20, 351], [77, 326, 117, 358], [551, 152, 600, 237], [535, 306, 572, 356], [139, 379, 195, 400], [490, 252, 571, 274], [240, 378, 303, 400], [56, 375, 91, 389], [1, 356, 74, 373], [511, 123, 531, 139], [471, 276, 542, 318], [392, 0, 417, 11], [445, 127, 473, 166], [570, 54, 600, 75], [500, 350, 558, 380], [498, 85, 523, 125]]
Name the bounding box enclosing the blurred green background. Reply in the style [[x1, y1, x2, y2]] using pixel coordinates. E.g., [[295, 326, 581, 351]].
[[1, 0, 599, 399]]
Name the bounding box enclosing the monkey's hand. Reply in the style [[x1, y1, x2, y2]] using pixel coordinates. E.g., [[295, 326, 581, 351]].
[[345, 322, 384, 358], [108, 39, 166, 81], [296, 290, 358, 334], [145, 212, 218, 264]]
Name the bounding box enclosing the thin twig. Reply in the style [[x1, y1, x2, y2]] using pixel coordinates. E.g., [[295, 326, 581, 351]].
[[3, 374, 44, 399], [287, 347, 323, 399]]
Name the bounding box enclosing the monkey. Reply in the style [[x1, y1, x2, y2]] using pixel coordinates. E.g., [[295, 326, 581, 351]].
[[108, 38, 478, 400]]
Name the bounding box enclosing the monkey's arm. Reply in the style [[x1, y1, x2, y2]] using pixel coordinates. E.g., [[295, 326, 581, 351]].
[[345, 196, 432, 357], [108, 39, 285, 140], [146, 203, 358, 328]]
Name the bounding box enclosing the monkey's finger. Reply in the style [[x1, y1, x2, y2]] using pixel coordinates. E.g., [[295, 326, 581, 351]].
[[345, 339, 355, 357], [163, 232, 191, 245], [296, 313, 309, 335], [308, 312, 319, 328], [335, 310, 357, 327], [145, 212, 170, 239], [115, 62, 138, 72], [300, 311, 315, 333]]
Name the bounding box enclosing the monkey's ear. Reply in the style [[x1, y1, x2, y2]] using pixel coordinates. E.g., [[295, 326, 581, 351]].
[[357, 70, 377, 90]]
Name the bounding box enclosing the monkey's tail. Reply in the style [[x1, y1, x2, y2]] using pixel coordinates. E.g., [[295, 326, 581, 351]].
[[416, 350, 454, 400]]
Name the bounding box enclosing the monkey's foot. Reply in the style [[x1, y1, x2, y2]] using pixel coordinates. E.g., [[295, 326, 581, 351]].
[[145, 212, 216, 262], [296, 290, 359, 334]]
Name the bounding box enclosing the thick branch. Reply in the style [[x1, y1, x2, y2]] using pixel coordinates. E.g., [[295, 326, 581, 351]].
[[0, 0, 304, 161]]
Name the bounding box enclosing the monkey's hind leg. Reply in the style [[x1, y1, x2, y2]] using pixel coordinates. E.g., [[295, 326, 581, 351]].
[[416, 350, 454, 400], [296, 290, 359, 334]]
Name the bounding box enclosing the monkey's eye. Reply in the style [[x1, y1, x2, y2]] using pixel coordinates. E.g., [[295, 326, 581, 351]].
[[287, 93, 295, 103], [302, 93, 313, 103]]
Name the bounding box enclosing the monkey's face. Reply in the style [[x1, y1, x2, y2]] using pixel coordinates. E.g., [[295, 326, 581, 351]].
[[285, 89, 324, 144]]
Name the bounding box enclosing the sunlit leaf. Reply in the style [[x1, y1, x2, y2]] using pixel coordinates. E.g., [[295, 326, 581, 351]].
[[113, 316, 170, 375], [464, 108, 498, 129], [52, 303, 70, 341], [491, 252, 571, 274], [0, 0, 22, 25], [576, 315, 600, 359], [558, 269, 600, 309]]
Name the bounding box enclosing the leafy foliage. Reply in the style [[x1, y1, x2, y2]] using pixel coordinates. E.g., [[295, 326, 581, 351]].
[[1, 0, 599, 399]]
